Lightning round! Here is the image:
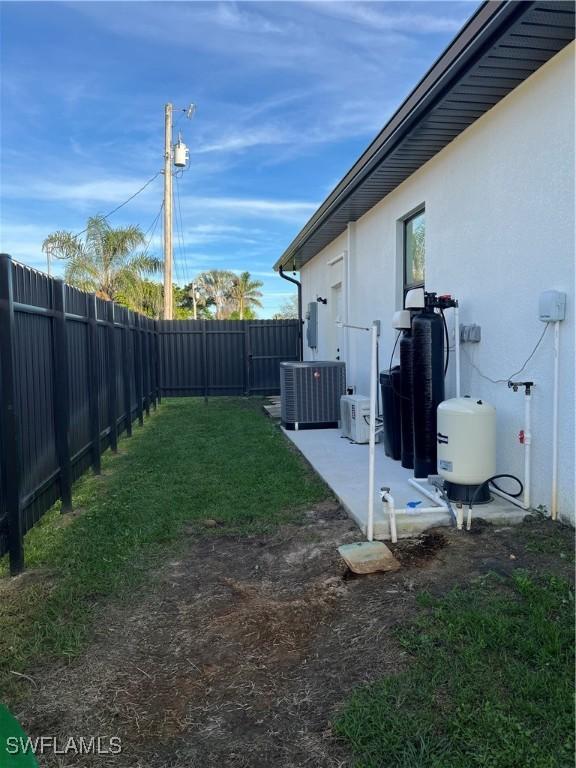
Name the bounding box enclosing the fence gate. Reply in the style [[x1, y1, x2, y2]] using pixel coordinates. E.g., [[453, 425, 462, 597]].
[[158, 319, 300, 397]]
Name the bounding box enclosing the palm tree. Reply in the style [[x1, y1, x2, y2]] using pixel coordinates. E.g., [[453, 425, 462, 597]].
[[230, 271, 263, 320], [42, 216, 161, 307], [195, 270, 236, 319]]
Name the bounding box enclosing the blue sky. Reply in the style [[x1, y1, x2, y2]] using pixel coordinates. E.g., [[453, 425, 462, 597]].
[[0, 0, 478, 316]]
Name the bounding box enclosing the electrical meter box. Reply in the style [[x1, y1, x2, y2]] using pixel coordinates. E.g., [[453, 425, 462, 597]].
[[539, 290, 566, 322], [306, 302, 318, 349]]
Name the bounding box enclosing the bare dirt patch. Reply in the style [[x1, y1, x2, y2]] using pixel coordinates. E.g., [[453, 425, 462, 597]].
[[14, 508, 573, 768]]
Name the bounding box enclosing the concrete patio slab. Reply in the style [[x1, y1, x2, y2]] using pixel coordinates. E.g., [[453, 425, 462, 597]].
[[283, 427, 527, 539]]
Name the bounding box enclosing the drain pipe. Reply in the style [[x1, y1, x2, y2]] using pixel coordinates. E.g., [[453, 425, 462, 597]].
[[551, 320, 560, 520], [279, 266, 303, 361], [408, 477, 449, 507], [454, 301, 461, 397], [381, 488, 397, 543], [523, 385, 532, 510], [367, 321, 378, 542], [381, 481, 451, 542]]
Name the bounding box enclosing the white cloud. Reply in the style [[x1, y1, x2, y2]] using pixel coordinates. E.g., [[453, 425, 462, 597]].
[[194, 126, 291, 155], [1, 176, 161, 206], [4, 2, 478, 184], [311, 3, 468, 34], [1, 0, 478, 302], [2, 171, 316, 222], [181, 195, 319, 222]]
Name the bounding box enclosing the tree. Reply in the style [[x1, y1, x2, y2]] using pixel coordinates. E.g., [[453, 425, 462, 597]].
[[230, 271, 263, 320], [116, 279, 164, 319], [194, 270, 236, 319], [42, 216, 161, 307], [228, 306, 257, 320], [273, 294, 298, 320], [180, 282, 214, 319]]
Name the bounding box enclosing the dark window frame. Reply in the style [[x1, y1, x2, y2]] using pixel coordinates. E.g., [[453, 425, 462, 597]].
[[403, 208, 425, 296]]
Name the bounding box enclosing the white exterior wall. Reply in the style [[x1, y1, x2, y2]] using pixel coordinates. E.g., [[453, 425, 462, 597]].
[[300, 42, 575, 523]]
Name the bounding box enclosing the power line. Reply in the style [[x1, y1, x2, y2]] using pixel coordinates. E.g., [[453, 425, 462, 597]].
[[174, 173, 189, 284], [142, 202, 164, 259], [172, 177, 184, 284], [73, 171, 163, 238]]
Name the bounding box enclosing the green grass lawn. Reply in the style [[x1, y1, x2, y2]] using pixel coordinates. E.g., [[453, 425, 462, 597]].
[[334, 570, 575, 768], [1, 396, 573, 768], [0, 397, 329, 697]]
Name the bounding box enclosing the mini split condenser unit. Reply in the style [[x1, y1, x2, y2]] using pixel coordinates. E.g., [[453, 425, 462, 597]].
[[340, 395, 372, 444], [280, 361, 346, 430]]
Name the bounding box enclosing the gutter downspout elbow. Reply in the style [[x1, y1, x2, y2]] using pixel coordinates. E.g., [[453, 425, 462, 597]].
[[279, 266, 303, 361]]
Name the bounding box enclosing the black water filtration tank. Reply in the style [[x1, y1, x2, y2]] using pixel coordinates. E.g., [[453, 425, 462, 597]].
[[412, 301, 445, 478], [380, 367, 401, 460], [399, 330, 415, 469]]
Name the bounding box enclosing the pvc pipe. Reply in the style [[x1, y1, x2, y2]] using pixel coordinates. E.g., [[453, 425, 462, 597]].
[[382, 491, 397, 543], [551, 321, 560, 520], [491, 486, 529, 510], [408, 478, 449, 510], [456, 505, 464, 531], [523, 390, 531, 509], [367, 321, 378, 542], [454, 303, 461, 398]]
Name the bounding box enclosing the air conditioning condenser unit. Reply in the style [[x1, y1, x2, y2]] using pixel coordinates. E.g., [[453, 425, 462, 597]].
[[280, 361, 346, 429]]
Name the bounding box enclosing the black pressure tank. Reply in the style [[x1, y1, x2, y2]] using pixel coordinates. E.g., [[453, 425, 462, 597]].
[[380, 367, 401, 461], [412, 295, 445, 478], [399, 329, 415, 469]]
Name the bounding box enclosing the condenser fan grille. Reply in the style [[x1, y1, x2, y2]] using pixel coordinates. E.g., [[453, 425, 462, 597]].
[[280, 361, 346, 429]]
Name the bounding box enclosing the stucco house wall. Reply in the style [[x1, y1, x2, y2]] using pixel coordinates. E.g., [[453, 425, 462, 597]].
[[300, 42, 575, 523]]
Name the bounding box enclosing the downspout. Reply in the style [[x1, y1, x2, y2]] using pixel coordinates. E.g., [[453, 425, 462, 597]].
[[279, 266, 303, 361]]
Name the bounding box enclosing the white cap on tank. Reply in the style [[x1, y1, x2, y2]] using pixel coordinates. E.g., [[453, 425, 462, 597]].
[[404, 287, 425, 310], [392, 309, 411, 329]]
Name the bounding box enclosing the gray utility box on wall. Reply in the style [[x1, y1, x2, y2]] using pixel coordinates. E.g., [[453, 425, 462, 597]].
[[280, 361, 346, 430], [306, 302, 318, 349]]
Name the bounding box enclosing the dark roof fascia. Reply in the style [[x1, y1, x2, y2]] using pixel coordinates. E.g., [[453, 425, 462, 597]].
[[273, 0, 529, 271]]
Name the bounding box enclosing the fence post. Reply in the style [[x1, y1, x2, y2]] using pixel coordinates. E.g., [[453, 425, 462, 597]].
[[155, 320, 162, 405], [0, 254, 24, 574], [140, 324, 150, 416], [202, 320, 208, 404], [133, 313, 144, 426], [87, 294, 101, 475], [51, 279, 73, 513], [149, 324, 157, 411], [106, 301, 118, 452], [121, 315, 132, 438], [244, 324, 251, 396]]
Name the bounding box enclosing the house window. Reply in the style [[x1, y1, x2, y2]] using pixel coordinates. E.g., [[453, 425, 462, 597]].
[[404, 209, 425, 293]]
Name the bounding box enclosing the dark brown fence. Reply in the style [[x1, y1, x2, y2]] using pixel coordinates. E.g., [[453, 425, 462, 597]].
[[0, 254, 300, 573], [158, 319, 300, 397]]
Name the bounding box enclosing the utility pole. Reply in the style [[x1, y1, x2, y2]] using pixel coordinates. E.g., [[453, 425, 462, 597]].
[[192, 282, 197, 320], [46, 243, 52, 277], [163, 103, 173, 320]]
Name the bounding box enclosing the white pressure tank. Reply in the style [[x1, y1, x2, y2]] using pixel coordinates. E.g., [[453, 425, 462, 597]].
[[437, 397, 496, 502]]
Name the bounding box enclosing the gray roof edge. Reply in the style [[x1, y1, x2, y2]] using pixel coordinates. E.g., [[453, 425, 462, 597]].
[[273, 0, 528, 271]]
